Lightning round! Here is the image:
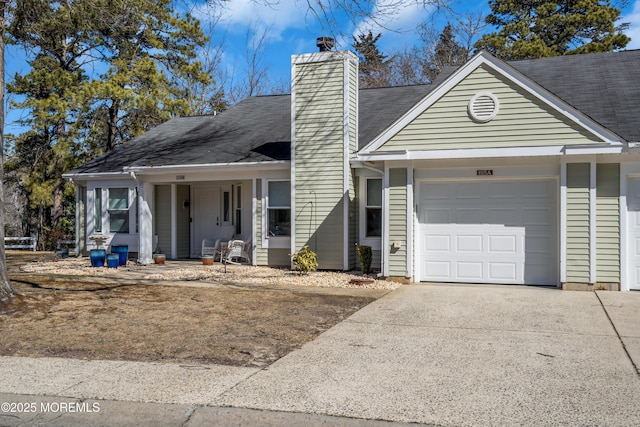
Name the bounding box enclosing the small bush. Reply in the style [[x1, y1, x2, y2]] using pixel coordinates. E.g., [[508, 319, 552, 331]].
[[357, 245, 372, 274], [291, 245, 318, 275]]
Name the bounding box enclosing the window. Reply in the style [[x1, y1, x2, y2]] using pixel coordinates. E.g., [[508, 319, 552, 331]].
[[94, 188, 102, 233], [267, 181, 291, 236], [108, 188, 129, 233], [235, 185, 242, 235], [366, 178, 382, 237], [223, 190, 230, 223]]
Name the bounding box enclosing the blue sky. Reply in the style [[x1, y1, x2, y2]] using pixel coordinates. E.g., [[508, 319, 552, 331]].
[[5, 0, 640, 135]]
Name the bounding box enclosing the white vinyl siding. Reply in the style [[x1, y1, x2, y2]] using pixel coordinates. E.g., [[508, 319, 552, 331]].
[[379, 64, 602, 152], [596, 164, 620, 282], [566, 164, 591, 283]]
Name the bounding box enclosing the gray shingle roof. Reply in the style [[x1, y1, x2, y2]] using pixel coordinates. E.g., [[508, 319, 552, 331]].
[[508, 49, 640, 142], [71, 84, 433, 174], [70, 49, 640, 175]]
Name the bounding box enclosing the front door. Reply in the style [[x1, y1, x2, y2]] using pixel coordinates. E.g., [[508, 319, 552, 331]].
[[192, 185, 232, 257]]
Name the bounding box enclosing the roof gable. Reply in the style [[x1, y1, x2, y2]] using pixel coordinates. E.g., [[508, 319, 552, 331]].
[[359, 51, 625, 155]]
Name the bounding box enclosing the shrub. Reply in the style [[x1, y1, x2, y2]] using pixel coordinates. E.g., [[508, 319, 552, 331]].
[[291, 245, 318, 275], [357, 245, 372, 274]]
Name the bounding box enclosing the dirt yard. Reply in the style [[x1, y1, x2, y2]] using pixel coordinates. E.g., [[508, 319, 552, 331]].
[[1, 252, 390, 367]]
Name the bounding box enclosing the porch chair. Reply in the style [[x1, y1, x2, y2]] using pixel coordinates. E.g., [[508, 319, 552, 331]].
[[201, 225, 236, 260], [223, 237, 252, 265]]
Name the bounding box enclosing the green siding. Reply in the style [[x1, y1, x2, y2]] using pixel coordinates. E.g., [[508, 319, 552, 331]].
[[596, 164, 620, 282], [154, 185, 171, 256], [293, 54, 358, 270], [566, 164, 591, 283], [380, 65, 602, 152], [388, 169, 407, 277]]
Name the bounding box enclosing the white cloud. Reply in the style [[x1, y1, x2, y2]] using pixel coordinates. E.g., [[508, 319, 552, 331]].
[[194, 0, 309, 40], [349, 0, 435, 52], [622, 0, 640, 49]]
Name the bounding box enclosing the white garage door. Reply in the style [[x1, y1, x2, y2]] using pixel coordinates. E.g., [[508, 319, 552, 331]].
[[626, 178, 640, 290], [418, 180, 558, 285]]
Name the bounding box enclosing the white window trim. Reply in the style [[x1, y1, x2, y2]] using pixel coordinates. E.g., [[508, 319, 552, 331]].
[[359, 177, 382, 250], [262, 179, 291, 249], [87, 182, 139, 237]]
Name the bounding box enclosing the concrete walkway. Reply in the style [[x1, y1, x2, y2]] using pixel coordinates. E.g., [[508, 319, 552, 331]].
[[1, 285, 639, 426]]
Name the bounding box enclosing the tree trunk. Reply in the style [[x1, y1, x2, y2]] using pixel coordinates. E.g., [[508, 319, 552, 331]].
[[107, 100, 118, 152], [0, 0, 13, 299]]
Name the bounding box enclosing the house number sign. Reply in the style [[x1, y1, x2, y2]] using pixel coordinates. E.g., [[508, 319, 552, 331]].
[[476, 170, 493, 176], [176, 175, 185, 180]]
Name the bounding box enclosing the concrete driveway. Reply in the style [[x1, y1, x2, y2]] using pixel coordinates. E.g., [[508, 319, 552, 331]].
[[218, 285, 640, 426], [1, 284, 639, 426]]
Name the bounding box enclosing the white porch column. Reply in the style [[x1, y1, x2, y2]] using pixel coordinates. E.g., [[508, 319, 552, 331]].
[[138, 181, 154, 264], [75, 185, 82, 256], [382, 163, 390, 277], [589, 161, 597, 284], [171, 184, 177, 259]]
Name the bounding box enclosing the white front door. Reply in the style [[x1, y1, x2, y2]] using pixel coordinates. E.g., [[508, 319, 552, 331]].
[[417, 179, 558, 285], [192, 185, 232, 257], [626, 178, 640, 290]]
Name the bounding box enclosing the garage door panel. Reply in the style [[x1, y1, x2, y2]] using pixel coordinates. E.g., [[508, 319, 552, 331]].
[[523, 208, 551, 225], [457, 208, 483, 223], [457, 262, 483, 281], [424, 234, 450, 251], [419, 179, 558, 286], [521, 181, 551, 198], [456, 184, 483, 200], [527, 235, 552, 253], [488, 262, 519, 282], [488, 208, 518, 224], [422, 183, 452, 200], [489, 182, 517, 199], [426, 261, 451, 279], [457, 235, 483, 252], [423, 208, 451, 223], [488, 235, 518, 253]]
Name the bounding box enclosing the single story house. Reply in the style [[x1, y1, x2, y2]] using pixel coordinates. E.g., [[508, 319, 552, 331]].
[[64, 43, 640, 291]]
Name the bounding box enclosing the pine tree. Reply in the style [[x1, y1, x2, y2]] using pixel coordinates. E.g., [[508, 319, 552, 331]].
[[425, 23, 469, 81], [353, 31, 392, 88], [0, 0, 12, 299], [475, 0, 630, 59], [7, 0, 211, 248]]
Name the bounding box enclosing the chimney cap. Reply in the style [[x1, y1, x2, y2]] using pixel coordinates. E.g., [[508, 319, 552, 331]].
[[316, 36, 335, 52]]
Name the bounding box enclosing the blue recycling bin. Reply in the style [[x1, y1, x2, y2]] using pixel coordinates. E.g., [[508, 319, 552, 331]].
[[90, 249, 106, 267], [110, 245, 129, 266]]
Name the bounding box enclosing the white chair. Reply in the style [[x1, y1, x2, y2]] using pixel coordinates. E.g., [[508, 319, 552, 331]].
[[224, 237, 252, 264], [201, 225, 236, 260]]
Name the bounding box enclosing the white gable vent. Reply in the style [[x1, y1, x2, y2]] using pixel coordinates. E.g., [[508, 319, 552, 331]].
[[468, 92, 499, 123]]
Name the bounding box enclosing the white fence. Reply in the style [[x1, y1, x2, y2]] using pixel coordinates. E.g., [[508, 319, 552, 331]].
[[4, 236, 37, 251]]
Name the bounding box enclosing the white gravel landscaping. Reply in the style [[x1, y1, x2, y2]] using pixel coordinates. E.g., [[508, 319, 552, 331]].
[[19, 257, 398, 290]]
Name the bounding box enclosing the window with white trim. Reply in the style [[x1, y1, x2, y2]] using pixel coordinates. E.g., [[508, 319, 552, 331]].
[[94, 188, 102, 233], [108, 188, 129, 233], [366, 178, 382, 238], [267, 181, 291, 237], [235, 185, 242, 235]]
